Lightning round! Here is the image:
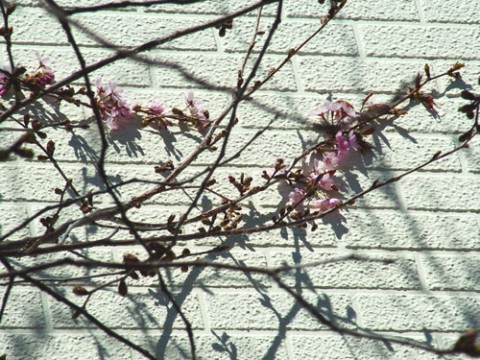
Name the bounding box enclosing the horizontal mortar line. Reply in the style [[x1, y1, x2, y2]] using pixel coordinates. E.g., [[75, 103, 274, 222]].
[[257, 205, 480, 216], [361, 54, 480, 62], [30, 158, 468, 173], [24, 7, 256, 22], [278, 15, 479, 28], [347, 246, 480, 253], [6, 283, 480, 299], [188, 287, 480, 298], [405, 207, 480, 214], [339, 18, 480, 29], [297, 53, 480, 64], [389, 204, 480, 214], [221, 48, 359, 57], [6, 40, 219, 53], [362, 167, 462, 174], [270, 329, 464, 337], [0, 327, 467, 338], [10, 41, 480, 65], [223, 47, 480, 61], [263, 247, 480, 256]]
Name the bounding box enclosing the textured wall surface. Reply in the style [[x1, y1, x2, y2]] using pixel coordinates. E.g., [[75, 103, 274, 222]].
[[1, 0, 480, 359]]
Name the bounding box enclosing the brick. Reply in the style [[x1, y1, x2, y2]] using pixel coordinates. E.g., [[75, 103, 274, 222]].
[[146, 1, 273, 16], [0, 287, 46, 329], [8, 7, 67, 45], [400, 174, 480, 211], [357, 293, 480, 331], [0, 163, 25, 202], [460, 136, 480, 173], [222, 128, 323, 167], [420, 1, 480, 24], [8, 46, 152, 87], [235, 92, 324, 130], [421, 254, 480, 291], [340, 170, 405, 209], [286, 0, 420, 21], [290, 333, 435, 360], [343, 209, 480, 250], [298, 57, 433, 93], [49, 287, 204, 330], [361, 25, 480, 60], [0, 202, 31, 241], [269, 250, 422, 290], [0, 162, 155, 204], [69, 13, 217, 51], [207, 290, 355, 331], [131, 332, 289, 360], [222, 17, 358, 56], [0, 333, 134, 360], [13, 1, 129, 8], [362, 132, 461, 172], [150, 51, 297, 91]]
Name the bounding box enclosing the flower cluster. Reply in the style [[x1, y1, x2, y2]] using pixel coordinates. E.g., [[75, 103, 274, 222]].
[[95, 79, 133, 131], [24, 58, 55, 88], [185, 91, 210, 131], [134, 100, 173, 130], [93, 79, 211, 133], [0, 57, 55, 97], [285, 100, 360, 212], [0, 65, 11, 97]]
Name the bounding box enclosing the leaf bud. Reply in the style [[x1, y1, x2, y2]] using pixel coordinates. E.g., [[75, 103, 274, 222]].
[[72, 285, 89, 296]]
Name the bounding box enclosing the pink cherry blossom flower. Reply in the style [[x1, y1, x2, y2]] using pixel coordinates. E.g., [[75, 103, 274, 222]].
[[95, 78, 133, 131], [146, 100, 172, 130], [317, 172, 336, 191], [335, 130, 358, 163], [289, 188, 305, 206], [311, 100, 356, 121], [185, 91, 208, 119], [185, 91, 210, 131], [311, 159, 337, 191], [0, 64, 12, 97], [321, 152, 340, 171], [35, 57, 55, 87], [312, 198, 341, 211], [149, 100, 165, 116]]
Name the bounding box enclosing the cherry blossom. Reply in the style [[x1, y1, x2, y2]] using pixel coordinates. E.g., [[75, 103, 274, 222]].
[[95, 78, 133, 131], [312, 198, 341, 211], [185, 91, 207, 119], [289, 187, 306, 206], [311, 159, 337, 191], [311, 100, 356, 122], [149, 100, 165, 116], [185, 91, 210, 131], [0, 64, 12, 97], [34, 57, 55, 87], [321, 151, 340, 171], [335, 130, 358, 162]]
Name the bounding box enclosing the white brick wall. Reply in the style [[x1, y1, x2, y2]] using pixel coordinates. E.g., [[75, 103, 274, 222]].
[[1, 0, 480, 359]]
